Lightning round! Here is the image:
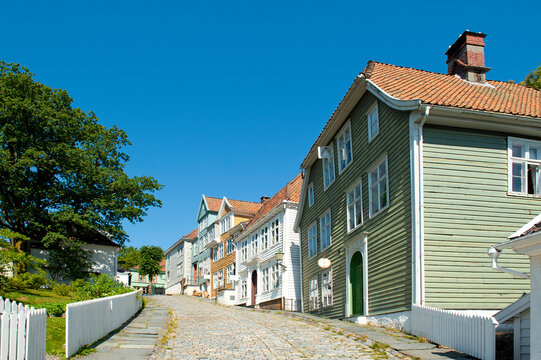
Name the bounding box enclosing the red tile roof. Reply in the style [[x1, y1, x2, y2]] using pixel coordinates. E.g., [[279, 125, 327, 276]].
[[184, 227, 198, 239], [227, 198, 263, 214], [364, 61, 541, 118], [204, 196, 222, 212], [245, 173, 303, 229]]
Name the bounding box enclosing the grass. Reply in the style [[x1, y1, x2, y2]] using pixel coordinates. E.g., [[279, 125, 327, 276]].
[[46, 317, 66, 357], [3, 288, 75, 306]]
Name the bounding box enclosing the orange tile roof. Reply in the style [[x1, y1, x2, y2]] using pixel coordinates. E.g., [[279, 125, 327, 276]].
[[246, 173, 303, 229], [184, 227, 198, 239], [227, 198, 263, 214], [364, 61, 541, 118], [204, 196, 222, 212]]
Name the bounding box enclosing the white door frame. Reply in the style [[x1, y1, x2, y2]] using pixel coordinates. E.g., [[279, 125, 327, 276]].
[[344, 232, 369, 318]]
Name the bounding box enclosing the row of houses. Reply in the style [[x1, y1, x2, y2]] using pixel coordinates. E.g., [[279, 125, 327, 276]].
[[164, 30, 541, 358]]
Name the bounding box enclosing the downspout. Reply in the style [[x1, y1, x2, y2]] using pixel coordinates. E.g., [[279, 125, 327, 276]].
[[487, 247, 529, 278]]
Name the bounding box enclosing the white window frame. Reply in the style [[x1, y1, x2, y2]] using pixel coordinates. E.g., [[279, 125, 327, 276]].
[[261, 226, 269, 250], [308, 222, 318, 258], [319, 209, 331, 251], [176, 264, 181, 276], [309, 276, 319, 311], [226, 263, 235, 284], [368, 155, 389, 218], [270, 262, 280, 289], [217, 269, 224, 288], [321, 269, 333, 307], [336, 121, 353, 174], [213, 272, 218, 289], [269, 218, 280, 247], [346, 179, 363, 233], [226, 237, 234, 255], [307, 182, 314, 207], [367, 102, 379, 142], [508, 137, 541, 196], [212, 247, 218, 262], [241, 280, 247, 299], [322, 146, 336, 190], [220, 213, 233, 234], [262, 267, 269, 292], [251, 232, 259, 257], [218, 243, 224, 259]]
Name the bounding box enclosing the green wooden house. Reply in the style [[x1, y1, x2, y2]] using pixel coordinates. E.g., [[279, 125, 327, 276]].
[[294, 31, 541, 328]]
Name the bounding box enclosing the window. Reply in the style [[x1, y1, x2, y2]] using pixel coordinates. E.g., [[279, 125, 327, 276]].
[[176, 264, 181, 276], [262, 267, 269, 292], [213, 272, 218, 289], [321, 269, 333, 307], [212, 247, 218, 262], [309, 277, 319, 310], [226, 237, 235, 255], [241, 280, 247, 298], [509, 138, 541, 195], [307, 183, 314, 207], [261, 226, 268, 250], [220, 213, 232, 234], [322, 147, 336, 190], [217, 269, 224, 288], [270, 219, 280, 247], [227, 263, 236, 283], [308, 222, 318, 258], [241, 240, 248, 261], [367, 103, 379, 141], [347, 180, 363, 231], [218, 243, 224, 259], [251, 233, 259, 257], [336, 122, 353, 173], [193, 240, 199, 255], [199, 215, 208, 232], [270, 263, 280, 289], [319, 210, 331, 250], [208, 226, 215, 242], [368, 157, 389, 217]]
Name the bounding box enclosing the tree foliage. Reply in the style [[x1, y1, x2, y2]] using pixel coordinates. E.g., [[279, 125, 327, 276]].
[[46, 240, 93, 282], [138, 245, 163, 281], [0, 62, 163, 252], [521, 64, 541, 90], [118, 246, 140, 269]]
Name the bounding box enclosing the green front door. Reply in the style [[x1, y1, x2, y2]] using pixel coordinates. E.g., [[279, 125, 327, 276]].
[[350, 251, 364, 315]]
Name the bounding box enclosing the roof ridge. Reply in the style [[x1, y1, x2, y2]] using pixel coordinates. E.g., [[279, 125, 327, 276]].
[[227, 198, 261, 205]]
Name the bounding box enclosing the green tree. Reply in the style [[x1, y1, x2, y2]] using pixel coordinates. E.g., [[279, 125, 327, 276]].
[[46, 240, 93, 282], [521, 64, 541, 90], [118, 246, 140, 269], [138, 245, 163, 286], [0, 62, 163, 260]]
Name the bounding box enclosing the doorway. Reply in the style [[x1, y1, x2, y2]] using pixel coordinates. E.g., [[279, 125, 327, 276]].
[[350, 251, 364, 315], [251, 270, 258, 305]]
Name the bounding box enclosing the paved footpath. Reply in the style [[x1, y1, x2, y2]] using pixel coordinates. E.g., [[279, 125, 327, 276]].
[[150, 295, 402, 360]]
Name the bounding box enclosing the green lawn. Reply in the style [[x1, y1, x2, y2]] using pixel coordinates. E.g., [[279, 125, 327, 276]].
[[2, 289, 73, 356]]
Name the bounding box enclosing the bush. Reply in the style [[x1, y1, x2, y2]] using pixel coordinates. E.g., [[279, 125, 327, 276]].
[[7, 276, 27, 290], [53, 283, 71, 296], [19, 272, 48, 289], [35, 302, 65, 317], [73, 274, 131, 300]]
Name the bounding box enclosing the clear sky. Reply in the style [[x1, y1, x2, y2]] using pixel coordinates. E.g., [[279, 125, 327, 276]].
[[2, 0, 539, 250]]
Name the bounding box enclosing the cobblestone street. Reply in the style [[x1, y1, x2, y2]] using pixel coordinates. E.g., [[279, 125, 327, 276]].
[[150, 295, 397, 360]]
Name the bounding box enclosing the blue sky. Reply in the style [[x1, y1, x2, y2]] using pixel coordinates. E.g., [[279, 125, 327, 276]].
[[2, 0, 539, 250]]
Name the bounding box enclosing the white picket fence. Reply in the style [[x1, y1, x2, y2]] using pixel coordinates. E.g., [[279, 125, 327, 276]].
[[65, 290, 142, 358], [410, 304, 497, 360], [0, 297, 47, 360]]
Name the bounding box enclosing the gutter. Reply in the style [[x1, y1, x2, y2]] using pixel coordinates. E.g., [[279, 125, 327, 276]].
[[487, 247, 529, 279]]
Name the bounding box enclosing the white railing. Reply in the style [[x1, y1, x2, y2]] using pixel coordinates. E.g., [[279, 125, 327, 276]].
[[0, 297, 47, 360], [65, 290, 142, 358], [411, 304, 497, 360]]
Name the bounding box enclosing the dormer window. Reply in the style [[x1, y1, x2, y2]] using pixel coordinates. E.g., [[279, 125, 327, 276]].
[[336, 122, 353, 174], [220, 213, 232, 234], [367, 103, 379, 142], [321, 146, 335, 190]]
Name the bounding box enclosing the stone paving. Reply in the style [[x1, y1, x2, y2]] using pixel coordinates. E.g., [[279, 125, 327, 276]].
[[150, 295, 400, 360]]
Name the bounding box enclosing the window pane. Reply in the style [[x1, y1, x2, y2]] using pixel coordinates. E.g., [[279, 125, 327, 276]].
[[531, 147, 541, 160], [371, 186, 378, 213], [355, 198, 362, 225], [513, 144, 524, 158], [512, 162, 524, 192], [348, 204, 355, 230]]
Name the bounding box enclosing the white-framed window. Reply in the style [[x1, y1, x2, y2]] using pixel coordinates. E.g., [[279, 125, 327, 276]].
[[218, 243, 224, 259], [270, 262, 280, 289], [269, 218, 280, 247], [262, 267, 269, 292], [199, 215, 208, 232], [308, 222, 318, 258], [321, 269, 333, 307], [336, 122, 353, 174], [241, 280, 247, 298], [309, 276, 319, 311], [218, 269, 224, 288], [322, 146, 336, 190], [227, 263, 235, 283], [307, 183, 314, 207], [220, 213, 232, 234], [213, 271, 218, 289], [509, 137, 541, 196], [226, 237, 235, 255], [346, 180, 363, 232], [367, 103, 379, 141], [241, 240, 248, 261], [212, 247, 218, 262], [208, 226, 215, 242], [319, 209, 331, 250], [368, 156, 389, 217], [176, 264, 181, 276], [193, 240, 199, 256], [251, 232, 259, 257], [261, 226, 269, 250]]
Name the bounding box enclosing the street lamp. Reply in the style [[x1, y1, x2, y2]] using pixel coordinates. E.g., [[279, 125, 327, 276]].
[[275, 251, 286, 270], [318, 255, 331, 317]]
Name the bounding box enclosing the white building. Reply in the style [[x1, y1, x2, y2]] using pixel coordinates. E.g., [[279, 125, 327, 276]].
[[164, 228, 196, 295], [235, 173, 303, 310]]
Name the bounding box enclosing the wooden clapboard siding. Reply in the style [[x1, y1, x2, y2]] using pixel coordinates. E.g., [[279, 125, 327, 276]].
[[299, 92, 412, 317], [423, 126, 537, 309]]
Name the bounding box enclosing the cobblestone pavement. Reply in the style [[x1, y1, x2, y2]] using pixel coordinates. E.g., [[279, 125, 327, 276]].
[[150, 295, 399, 360]]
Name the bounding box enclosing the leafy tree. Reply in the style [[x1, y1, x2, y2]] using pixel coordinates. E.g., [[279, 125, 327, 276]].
[[0, 231, 45, 290], [0, 62, 163, 258], [46, 240, 93, 282], [138, 245, 163, 285], [118, 246, 139, 269], [521, 64, 541, 90]]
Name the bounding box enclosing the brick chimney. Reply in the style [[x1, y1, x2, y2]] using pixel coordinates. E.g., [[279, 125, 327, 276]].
[[260, 196, 270, 204], [445, 31, 491, 83]]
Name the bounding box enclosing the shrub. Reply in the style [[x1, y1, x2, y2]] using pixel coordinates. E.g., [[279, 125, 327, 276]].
[[7, 276, 28, 290], [19, 272, 48, 289], [35, 302, 66, 317], [74, 274, 131, 300], [53, 283, 71, 296]]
